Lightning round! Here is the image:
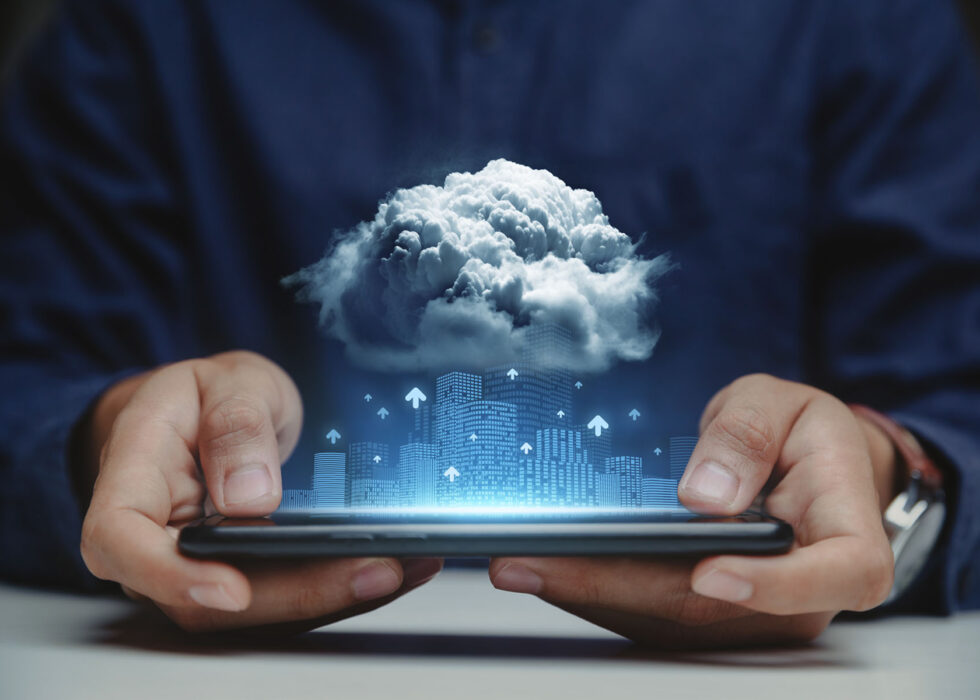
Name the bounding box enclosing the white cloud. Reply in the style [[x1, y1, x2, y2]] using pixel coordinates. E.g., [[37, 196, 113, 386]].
[[284, 159, 671, 373]]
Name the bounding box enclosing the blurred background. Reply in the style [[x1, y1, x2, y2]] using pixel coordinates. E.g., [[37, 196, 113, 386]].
[[3, 0, 980, 81]]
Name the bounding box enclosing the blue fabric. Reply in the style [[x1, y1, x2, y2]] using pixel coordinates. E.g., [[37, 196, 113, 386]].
[[1, 0, 978, 614]]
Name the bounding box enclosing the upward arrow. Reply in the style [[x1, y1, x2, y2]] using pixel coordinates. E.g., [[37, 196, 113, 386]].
[[574, 381, 583, 389], [443, 466, 460, 483], [587, 415, 609, 437], [376, 407, 389, 419], [556, 409, 566, 418], [520, 442, 533, 455], [469, 433, 478, 442], [506, 368, 519, 380], [373, 455, 381, 463], [629, 408, 641, 421], [325, 429, 341, 445], [363, 393, 373, 402], [653, 447, 662, 456], [405, 387, 427, 409]]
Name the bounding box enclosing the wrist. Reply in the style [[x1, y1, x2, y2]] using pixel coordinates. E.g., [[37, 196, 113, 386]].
[[853, 410, 904, 514]]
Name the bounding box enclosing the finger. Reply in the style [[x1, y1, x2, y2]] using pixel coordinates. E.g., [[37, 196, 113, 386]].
[[82, 506, 251, 611], [82, 364, 250, 610], [678, 374, 807, 514], [488, 557, 753, 625], [158, 557, 409, 633], [691, 399, 893, 614], [195, 352, 303, 516]]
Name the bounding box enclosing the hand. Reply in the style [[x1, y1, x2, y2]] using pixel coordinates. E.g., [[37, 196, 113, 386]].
[[78, 351, 441, 632], [489, 374, 898, 648]]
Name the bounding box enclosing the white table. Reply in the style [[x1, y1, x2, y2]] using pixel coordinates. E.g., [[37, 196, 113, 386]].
[[2, 569, 978, 700]]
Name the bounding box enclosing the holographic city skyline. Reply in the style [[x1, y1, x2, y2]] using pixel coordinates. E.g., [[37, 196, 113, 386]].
[[281, 325, 696, 512]]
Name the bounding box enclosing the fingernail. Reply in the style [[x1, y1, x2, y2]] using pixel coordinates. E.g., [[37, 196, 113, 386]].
[[401, 558, 443, 588], [692, 569, 754, 603], [224, 464, 274, 505], [352, 560, 402, 601], [683, 461, 740, 505], [492, 563, 543, 595], [188, 583, 246, 611]]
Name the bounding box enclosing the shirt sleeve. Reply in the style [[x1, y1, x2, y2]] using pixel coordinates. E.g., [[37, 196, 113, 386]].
[[0, 0, 189, 589], [808, 0, 980, 613]]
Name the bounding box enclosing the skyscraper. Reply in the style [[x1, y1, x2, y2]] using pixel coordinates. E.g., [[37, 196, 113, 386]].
[[408, 401, 433, 444], [348, 441, 393, 507], [523, 427, 597, 506], [603, 455, 642, 507], [279, 488, 315, 511], [434, 371, 482, 479], [453, 400, 519, 505], [484, 324, 574, 447], [398, 442, 439, 507], [669, 436, 699, 481], [312, 451, 345, 508], [642, 477, 681, 509]]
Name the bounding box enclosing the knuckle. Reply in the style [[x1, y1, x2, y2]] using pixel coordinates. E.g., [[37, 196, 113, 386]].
[[79, 516, 109, 580], [855, 546, 895, 611], [709, 405, 777, 462], [202, 397, 270, 450]]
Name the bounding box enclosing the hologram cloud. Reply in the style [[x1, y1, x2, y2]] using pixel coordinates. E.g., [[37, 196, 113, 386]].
[[284, 159, 670, 372]]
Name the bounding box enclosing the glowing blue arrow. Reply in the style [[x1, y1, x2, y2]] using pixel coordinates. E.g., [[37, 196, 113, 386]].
[[373, 455, 382, 463], [520, 442, 533, 455], [364, 393, 373, 402], [377, 407, 389, 419], [629, 408, 641, 421], [654, 447, 662, 456], [405, 387, 427, 409], [469, 433, 478, 442], [506, 368, 519, 380], [574, 381, 583, 389], [325, 429, 341, 445], [587, 415, 609, 437], [556, 410, 566, 418], [444, 466, 460, 482]]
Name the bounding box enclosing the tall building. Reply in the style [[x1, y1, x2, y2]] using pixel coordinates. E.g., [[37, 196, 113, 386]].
[[452, 400, 520, 505], [398, 442, 439, 507], [603, 455, 642, 507], [347, 441, 392, 507], [642, 477, 681, 509], [434, 371, 482, 480], [312, 452, 345, 508], [669, 436, 699, 481], [596, 473, 621, 508], [279, 489, 315, 511], [408, 402, 433, 444], [484, 324, 574, 447], [581, 425, 612, 466], [522, 428, 597, 507]]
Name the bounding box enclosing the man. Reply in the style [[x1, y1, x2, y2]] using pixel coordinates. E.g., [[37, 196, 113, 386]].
[[1, 0, 978, 647]]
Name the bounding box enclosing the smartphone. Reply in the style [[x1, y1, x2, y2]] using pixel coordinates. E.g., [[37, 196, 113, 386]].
[[178, 509, 794, 559]]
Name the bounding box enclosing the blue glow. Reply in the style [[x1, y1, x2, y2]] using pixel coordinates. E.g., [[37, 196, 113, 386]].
[[279, 324, 697, 514]]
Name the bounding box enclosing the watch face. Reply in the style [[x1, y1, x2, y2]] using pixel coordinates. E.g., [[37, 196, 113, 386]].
[[890, 501, 946, 602]]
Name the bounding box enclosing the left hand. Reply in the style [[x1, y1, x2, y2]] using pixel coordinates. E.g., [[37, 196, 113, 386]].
[[489, 374, 898, 648]]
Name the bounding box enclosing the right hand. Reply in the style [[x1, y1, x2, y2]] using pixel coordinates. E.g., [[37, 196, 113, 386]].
[[78, 350, 441, 632]]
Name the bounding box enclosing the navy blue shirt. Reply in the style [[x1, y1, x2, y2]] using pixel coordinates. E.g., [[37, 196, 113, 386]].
[[2, 0, 979, 614]]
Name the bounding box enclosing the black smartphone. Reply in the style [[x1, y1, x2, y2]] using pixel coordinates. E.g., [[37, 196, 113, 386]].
[[178, 509, 793, 559]]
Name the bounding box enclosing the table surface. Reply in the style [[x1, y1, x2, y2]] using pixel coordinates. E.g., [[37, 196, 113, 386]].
[[1, 569, 978, 700]]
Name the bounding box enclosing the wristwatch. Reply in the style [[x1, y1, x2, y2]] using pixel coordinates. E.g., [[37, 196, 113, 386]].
[[850, 405, 947, 605]]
